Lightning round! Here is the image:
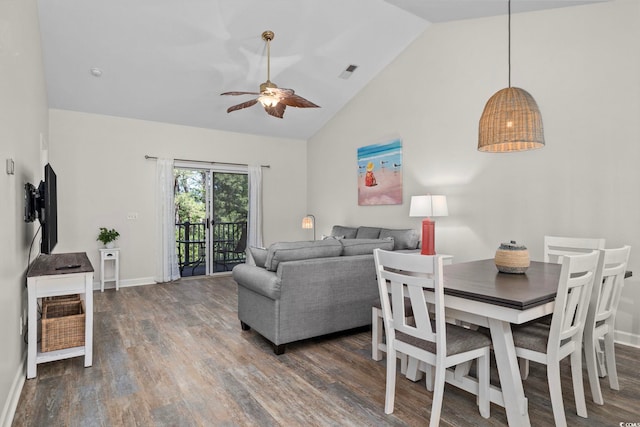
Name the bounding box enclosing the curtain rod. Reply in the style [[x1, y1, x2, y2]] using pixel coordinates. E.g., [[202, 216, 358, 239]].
[[144, 155, 270, 168]]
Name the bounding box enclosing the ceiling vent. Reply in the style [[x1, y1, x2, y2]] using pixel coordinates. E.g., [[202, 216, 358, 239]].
[[339, 64, 358, 79]]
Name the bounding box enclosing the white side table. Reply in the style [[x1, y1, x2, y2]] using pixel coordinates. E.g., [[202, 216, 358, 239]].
[[99, 248, 120, 292]]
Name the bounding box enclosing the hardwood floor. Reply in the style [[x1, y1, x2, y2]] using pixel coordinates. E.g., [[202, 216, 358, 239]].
[[12, 276, 640, 426]]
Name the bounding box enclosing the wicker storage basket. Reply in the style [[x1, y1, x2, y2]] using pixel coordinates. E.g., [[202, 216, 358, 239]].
[[41, 300, 85, 352], [494, 241, 530, 274], [43, 294, 80, 303]]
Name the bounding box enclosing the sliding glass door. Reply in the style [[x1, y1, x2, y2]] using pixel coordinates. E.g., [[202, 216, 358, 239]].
[[174, 165, 248, 276], [208, 172, 248, 273]]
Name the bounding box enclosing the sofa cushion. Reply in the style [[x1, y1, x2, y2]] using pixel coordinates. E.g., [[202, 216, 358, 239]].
[[341, 238, 394, 256], [331, 225, 357, 239], [249, 246, 268, 268], [356, 226, 382, 239], [265, 239, 343, 271], [322, 234, 344, 240], [379, 228, 420, 251]]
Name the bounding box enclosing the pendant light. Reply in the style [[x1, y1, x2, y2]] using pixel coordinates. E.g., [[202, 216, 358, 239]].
[[478, 0, 545, 152]]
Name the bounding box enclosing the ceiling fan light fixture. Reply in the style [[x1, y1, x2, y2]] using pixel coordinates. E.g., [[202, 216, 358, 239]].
[[258, 95, 279, 107]]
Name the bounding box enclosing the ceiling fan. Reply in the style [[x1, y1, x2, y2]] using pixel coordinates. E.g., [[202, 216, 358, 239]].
[[221, 30, 320, 119]]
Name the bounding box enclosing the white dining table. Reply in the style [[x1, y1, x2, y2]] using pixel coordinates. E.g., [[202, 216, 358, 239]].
[[414, 258, 561, 427]]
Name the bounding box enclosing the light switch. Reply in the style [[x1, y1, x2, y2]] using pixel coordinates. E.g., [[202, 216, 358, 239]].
[[6, 158, 15, 175]]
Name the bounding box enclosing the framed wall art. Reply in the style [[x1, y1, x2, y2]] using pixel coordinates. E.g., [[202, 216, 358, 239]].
[[357, 138, 403, 206]]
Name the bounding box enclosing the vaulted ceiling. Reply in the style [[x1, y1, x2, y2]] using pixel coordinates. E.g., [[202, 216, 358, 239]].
[[37, 0, 606, 140]]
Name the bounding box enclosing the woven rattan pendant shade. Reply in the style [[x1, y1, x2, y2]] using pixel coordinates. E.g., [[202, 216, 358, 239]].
[[477, 0, 545, 153], [478, 87, 544, 152]]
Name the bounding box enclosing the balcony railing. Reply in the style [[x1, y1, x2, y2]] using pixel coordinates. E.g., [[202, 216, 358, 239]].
[[175, 221, 247, 275]]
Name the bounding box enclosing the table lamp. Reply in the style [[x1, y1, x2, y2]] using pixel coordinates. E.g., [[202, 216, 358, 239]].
[[409, 195, 448, 255], [301, 214, 316, 240]]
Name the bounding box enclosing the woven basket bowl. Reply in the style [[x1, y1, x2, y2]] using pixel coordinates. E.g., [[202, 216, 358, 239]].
[[495, 248, 530, 274]]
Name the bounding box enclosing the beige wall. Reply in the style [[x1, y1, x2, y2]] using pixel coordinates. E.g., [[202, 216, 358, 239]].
[[308, 0, 640, 345], [0, 0, 49, 423], [49, 109, 308, 284]]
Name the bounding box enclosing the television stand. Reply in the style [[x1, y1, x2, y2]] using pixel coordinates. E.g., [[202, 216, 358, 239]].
[[26, 252, 94, 379]]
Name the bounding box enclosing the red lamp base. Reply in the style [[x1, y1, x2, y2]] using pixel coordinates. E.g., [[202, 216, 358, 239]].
[[420, 219, 435, 255]]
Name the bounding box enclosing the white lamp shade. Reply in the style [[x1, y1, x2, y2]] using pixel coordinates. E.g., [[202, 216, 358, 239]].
[[409, 195, 448, 218], [301, 216, 314, 229]]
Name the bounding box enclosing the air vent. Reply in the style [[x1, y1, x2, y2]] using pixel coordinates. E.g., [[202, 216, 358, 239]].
[[339, 64, 358, 79]]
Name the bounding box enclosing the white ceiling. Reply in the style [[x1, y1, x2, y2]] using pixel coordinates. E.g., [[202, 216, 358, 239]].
[[36, 0, 606, 140]]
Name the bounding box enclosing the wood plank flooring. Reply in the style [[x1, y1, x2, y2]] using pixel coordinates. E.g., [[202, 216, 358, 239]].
[[12, 276, 640, 426]]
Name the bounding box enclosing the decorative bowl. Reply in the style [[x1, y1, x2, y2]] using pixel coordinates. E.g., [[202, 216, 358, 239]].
[[494, 240, 530, 274]]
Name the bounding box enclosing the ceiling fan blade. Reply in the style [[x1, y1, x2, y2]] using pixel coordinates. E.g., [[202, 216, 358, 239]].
[[227, 99, 259, 113], [279, 94, 320, 109], [221, 91, 261, 96], [264, 103, 286, 118]]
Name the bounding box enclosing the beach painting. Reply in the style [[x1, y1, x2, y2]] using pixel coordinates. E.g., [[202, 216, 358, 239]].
[[357, 139, 403, 206]]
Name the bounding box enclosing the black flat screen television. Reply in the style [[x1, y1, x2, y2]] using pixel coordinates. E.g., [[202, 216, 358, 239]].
[[24, 163, 58, 254]]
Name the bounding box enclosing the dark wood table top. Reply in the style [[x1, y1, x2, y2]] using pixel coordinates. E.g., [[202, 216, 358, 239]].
[[443, 259, 562, 310], [28, 252, 94, 277]]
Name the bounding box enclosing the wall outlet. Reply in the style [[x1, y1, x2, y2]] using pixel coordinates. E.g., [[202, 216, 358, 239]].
[[127, 212, 138, 220]]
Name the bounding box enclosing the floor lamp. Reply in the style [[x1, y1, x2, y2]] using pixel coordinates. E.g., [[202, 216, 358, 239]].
[[409, 195, 448, 255], [301, 214, 316, 240]]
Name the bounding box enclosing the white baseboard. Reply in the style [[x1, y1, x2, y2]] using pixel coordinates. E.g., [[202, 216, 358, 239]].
[[1, 356, 25, 427], [92, 276, 156, 291], [615, 330, 640, 348]]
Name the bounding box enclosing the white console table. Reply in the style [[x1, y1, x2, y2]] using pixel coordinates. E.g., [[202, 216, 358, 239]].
[[26, 252, 94, 379]]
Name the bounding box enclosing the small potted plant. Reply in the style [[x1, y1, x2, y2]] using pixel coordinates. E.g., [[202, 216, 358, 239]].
[[97, 227, 120, 249]]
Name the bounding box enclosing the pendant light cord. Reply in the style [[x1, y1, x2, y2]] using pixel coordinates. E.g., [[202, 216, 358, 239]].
[[508, 0, 511, 88]]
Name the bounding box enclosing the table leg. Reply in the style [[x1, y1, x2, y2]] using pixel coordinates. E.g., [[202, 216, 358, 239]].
[[27, 285, 37, 379], [84, 275, 93, 367], [489, 318, 530, 427], [100, 255, 105, 292]]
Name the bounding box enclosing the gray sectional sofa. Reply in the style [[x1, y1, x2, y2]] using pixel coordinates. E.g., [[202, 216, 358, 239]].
[[231, 225, 420, 354]]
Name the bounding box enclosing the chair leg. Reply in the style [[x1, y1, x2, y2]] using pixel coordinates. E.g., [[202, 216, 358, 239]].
[[596, 340, 607, 378], [405, 356, 423, 382], [429, 363, 447, 427], [372, 308, 383, 361], [604, 332, 620, 390], [519, 357, 530, 380], [547, 360, 568, 427], [384, 346, 397, 414], [570, 350, 588, 418], [477, 351, 490, 419], [399, 353, 408, 375], [424, 362, 434, 392], [584, 331, 604, 405]]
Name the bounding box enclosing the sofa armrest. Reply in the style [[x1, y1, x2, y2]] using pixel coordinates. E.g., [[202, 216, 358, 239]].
[[232, 264, 281, 300]]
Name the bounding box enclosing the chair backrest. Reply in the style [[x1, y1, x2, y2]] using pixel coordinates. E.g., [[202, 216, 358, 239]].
[[587, 246, 631, 327], [373, 249, 445, 354], [235, 224, 248, 252], [544, 236, 605, 264], [548, 251, 600, 354]]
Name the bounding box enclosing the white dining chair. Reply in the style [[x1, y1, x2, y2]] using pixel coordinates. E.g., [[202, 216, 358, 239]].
[[544, 235, 605, 264], [373, 249, 491, 426], [373, 255, 452, 376], [512, 251, 599, 427], [372, 300, 410, 374], [584, 246, 631, 405], [518, 235, 607, 379]]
